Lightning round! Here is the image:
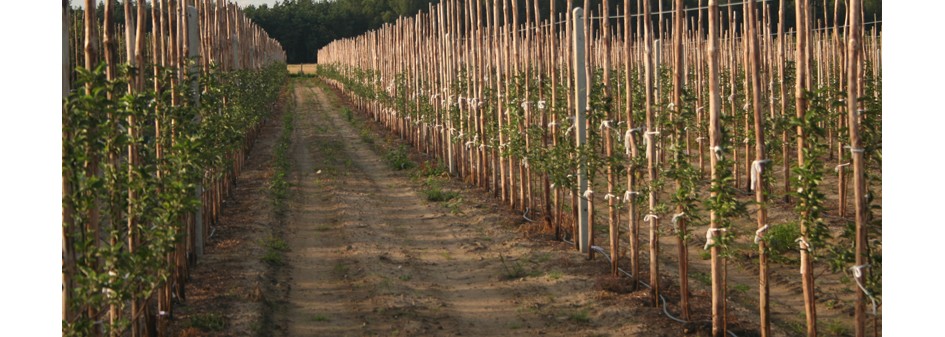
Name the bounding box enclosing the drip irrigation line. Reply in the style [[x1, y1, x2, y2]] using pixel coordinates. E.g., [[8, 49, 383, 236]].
[[562, 238, 739, 337]]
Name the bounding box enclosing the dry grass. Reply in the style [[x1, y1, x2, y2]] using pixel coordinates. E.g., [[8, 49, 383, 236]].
[[287, 64, 318, 75]]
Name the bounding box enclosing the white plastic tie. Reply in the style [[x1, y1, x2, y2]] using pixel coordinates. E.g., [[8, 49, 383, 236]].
[[797, 237, 814, 273], [850, 264, 879, 315], [599, 120, 612, 131], [754, 224, 769, 244], [835, 162, 851, 172], [604, 193, 618, 201], [712, 146, 724, 160], [728, 94, 734, 102], [547, 121, 557, 128], [695, 137, 705, 141], [667, 102, 675, 110], [705, 228, 727, 250], [643, 131, 660, 148], [644, 213, 659, 223], [623, 191, 639, 202], [624, 129, 634, 155], [671, 212, 686, 233], [796, 237, 812, 252], [537, 100, 547, 110], [583, 189, 594, 199], [522, 157, 529, 168], [750, 159, 771, 191]]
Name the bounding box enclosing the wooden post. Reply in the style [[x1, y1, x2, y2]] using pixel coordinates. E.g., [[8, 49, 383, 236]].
[[573, 7, 589, 256], [745, 0, 770, 334], [624, 0, 640, 291], [795, 0, 818, 335], [845, 1, 869, 336], [642, 0, 661, 306], [707, 0, 725, 335]]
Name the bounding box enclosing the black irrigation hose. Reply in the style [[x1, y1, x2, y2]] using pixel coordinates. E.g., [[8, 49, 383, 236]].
[[562, 238, 739, 337]]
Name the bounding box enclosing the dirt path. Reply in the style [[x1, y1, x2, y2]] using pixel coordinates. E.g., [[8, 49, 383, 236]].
[[276, 79, 683, 337]]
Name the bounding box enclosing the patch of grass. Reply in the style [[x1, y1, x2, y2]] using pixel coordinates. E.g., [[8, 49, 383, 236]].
[[385, 145, 415, 170], [312, 314, 330, 322], [692, 272, 711, 286], [731, 283, 750, 295], [822, 319, 850, 337], [261, 235, 289, 266], [568, 309, 591, 323], [547, 270, 563, 280], [263, 236, 289, 251], [422, 177, 459, 202], [189, 313, 226, 331], [270, 93, 296, 218], [399, 274, 412, 281], [342, 107, 353, 122], [333, 262, 349, 275]]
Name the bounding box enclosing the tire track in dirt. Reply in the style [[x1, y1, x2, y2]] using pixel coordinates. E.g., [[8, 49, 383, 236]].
[[283, 81, 538, 336]]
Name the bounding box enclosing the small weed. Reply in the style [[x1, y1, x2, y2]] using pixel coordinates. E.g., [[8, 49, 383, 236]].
[[530, 252, 551, 264], [314, 224, 332, 232], [342, 107, 353, 122], [700, 251, 711, 260], [399, 274, 412, 281], [568, 309, 591, 323], [312, 314, 330, 322], [385, 145, 415, 170], [261, 250, 284, 266], [761, 222, 802, 263], [445, 197, 464, 214], [499, 254, 534, 280], [440, 251, 453, 261], [189, 313, 226, 331], [507, 321, 523, 330]]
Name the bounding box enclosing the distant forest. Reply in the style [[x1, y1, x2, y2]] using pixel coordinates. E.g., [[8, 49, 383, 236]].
[[74, 0, 881, 64]]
